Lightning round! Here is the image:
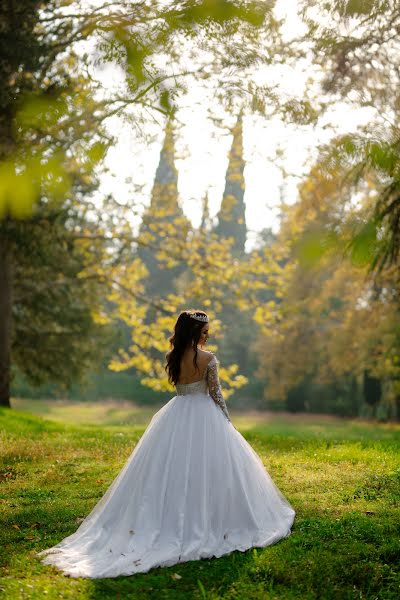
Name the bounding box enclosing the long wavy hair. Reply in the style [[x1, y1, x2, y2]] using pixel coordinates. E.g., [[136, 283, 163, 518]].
[[165, 309, 209, 385]]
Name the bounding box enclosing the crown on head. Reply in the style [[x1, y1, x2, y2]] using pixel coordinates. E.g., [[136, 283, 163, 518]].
[[188, 312, 209, 322]]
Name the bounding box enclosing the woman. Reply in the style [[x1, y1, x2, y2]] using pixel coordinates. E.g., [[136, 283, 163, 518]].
[[37, 309, 295, 578]]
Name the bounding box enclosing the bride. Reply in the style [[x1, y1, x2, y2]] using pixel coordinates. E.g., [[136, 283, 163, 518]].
[[37, 309, 295, 579]]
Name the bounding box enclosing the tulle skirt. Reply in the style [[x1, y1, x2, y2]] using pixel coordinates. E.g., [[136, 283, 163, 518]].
[[36, 392, 295, 578]]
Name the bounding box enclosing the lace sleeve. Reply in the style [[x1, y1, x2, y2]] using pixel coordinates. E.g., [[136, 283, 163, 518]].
[[206, 355, 231, 422]]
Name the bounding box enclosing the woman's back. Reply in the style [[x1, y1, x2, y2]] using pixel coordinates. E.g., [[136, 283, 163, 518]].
[[177, 348, 213, 384]]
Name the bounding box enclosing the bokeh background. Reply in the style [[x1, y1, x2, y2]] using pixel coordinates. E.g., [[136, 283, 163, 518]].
[[1, 0, 400, 419]]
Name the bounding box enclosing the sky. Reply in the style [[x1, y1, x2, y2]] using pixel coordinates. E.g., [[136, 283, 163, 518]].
[[87, 0, 375, 251]]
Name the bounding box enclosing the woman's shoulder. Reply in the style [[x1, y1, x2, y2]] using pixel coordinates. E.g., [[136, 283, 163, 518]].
[[198, 349, 217, 366], [197, 349, 214, 359]]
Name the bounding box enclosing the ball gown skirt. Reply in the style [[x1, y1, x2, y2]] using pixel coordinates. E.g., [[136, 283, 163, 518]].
[[36, 383, 295, 579]]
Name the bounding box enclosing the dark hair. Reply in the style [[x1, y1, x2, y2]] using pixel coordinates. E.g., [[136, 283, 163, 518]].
[[165, 309, 209, 385]]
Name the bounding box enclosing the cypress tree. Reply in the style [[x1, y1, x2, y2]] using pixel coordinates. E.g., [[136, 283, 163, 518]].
[[137, 119, 189, 297], [214, 114, 247, 257], [212, 114, 256, 381]]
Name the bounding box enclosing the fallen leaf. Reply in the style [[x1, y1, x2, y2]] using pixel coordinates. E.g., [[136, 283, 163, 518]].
[[171, 573, 182, 580]]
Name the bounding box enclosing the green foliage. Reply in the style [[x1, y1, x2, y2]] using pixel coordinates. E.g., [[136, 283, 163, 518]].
[[0, 0, 124, 407], [295, 229, 339, 268], [11, 369, 171, 405], [301, 0, 400, 271], [6, 212, 114, 389], [168, 1, 266, 27], [346, 219, 380, 267], [338, 0, 379, 16]]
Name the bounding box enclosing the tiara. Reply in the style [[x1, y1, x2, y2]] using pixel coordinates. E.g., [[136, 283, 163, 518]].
[[189, 313, 209, 322]]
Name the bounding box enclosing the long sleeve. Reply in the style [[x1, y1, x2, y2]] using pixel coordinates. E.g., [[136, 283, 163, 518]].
[[206, 355, 231, 422]]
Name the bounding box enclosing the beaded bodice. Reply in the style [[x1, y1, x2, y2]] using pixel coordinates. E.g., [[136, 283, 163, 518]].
[[174, 354, 231, 422], [175, 377, 208, 396]]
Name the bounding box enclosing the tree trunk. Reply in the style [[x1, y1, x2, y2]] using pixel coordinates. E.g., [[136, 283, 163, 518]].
[[0, 10, 15, 408], [396, 394, 400, 423], [350, 374, 359, 416], [0, 234, 12, 408]]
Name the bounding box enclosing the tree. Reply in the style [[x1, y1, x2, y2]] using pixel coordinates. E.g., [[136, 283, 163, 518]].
[[363, 370, 382, 418], [105, 227, 250, 397], [136, 119, 190, 298], [255, 162, 400, 418], [214, 114, 247, 257], [0, 5, 125, 406], [299, 0, 400, 272]]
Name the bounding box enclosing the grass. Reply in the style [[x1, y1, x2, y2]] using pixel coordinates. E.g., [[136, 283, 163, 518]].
[[0, 399, 399, 599]]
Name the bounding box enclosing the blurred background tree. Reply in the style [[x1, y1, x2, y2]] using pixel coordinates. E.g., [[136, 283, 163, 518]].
[[299, 0, 400, 272], [255, 163, 400, 419], [0, 0, 117, 407]]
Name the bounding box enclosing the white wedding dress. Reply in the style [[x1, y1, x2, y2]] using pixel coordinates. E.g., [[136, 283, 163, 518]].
[[37, 353, 295, 578]]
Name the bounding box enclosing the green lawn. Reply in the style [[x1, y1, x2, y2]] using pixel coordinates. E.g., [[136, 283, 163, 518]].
[[1, 400, 399, 599]]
